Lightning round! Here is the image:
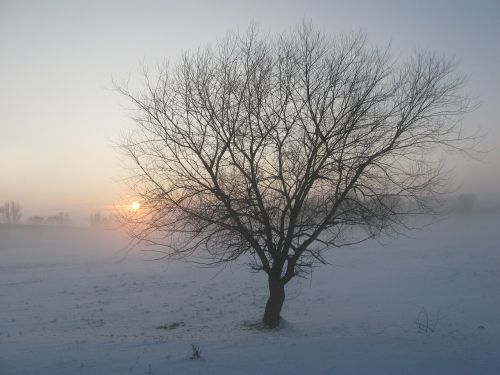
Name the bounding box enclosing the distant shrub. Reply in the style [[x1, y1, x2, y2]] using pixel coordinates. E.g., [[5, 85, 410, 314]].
[[189, 344, 202, 360], [45, 212, 71, 226], [26, 215, 44, 225], [456, 193, 477, 213]]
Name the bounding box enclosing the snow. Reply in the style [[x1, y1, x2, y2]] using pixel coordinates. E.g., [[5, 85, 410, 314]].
[[1, 214, 500, 374]]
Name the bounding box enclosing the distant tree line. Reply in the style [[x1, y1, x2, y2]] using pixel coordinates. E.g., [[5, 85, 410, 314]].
[[0, 201, 72, 226], [26, 212, 72, 226], [0, 201, 119, 227]]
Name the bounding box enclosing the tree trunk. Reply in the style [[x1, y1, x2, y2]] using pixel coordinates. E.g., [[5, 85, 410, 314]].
[[262, 276, 285, 328]]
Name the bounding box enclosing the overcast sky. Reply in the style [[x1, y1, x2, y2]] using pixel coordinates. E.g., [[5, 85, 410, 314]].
[[1, 0, 499, 221]]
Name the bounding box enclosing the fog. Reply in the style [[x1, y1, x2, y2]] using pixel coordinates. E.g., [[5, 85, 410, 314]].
[[2, 210, 500, 374], [1, 1, 500, 373], [1, 0, 499, 220]]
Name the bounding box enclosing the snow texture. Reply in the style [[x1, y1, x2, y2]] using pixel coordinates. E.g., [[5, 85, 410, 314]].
[[1, 214, 500, 374]]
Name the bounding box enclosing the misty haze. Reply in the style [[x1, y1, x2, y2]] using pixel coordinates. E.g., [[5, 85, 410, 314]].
[[1, 1, 500, 374]]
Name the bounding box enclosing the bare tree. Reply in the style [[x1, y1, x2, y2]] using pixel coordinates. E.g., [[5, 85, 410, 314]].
[[117, 24, 474, 327], [1, 201, 22, 224]]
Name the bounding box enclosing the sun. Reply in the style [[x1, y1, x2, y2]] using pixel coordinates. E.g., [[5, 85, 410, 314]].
[[130, 201, 141, 211]]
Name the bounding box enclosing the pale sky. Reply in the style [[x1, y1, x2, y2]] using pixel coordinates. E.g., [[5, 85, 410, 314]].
[[1, 0, 499, 222]]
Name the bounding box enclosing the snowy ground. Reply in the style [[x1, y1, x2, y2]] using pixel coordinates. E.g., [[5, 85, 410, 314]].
[[1, 214, 500, 374]]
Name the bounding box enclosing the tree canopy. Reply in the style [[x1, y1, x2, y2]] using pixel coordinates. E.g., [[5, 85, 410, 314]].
[[118, 23, 474, 327]]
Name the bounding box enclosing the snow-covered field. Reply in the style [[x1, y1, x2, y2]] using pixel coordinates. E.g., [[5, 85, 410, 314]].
[[1, 214, 500, 374]]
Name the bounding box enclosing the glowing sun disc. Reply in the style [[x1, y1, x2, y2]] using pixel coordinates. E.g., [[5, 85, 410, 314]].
[[130, 202, 141, 211]]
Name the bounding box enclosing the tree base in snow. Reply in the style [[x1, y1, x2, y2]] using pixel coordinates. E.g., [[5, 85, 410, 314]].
[[242, 318, 289, 331]]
